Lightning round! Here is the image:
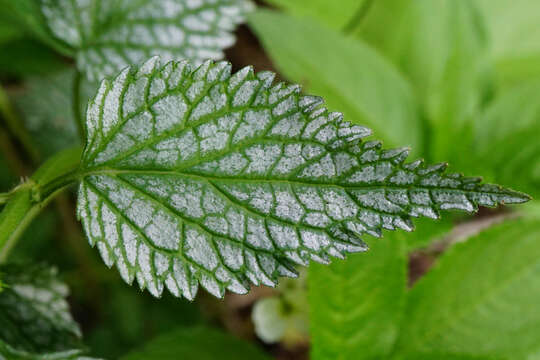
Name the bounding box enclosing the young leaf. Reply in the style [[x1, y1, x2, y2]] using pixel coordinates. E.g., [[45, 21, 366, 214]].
[[357, 0, 490, 163], [119, 326, 270, 360], [394, 218, 540, 359], [309, 233, 406, 360], [262, 0, 367, 31], [468, 79, 540, 198], [12, 69, 80, 157], [77, 58, 529, 300], [248, 10, 422, 152], [40, 0, 253, 81], [0, 265, 83, 357]]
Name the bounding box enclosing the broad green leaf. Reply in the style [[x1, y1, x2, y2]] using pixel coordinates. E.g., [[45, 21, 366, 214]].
[[40, 0, 253, 81], [394, 218, 540, 359], [468, 79, 540, 198], [0, 0, 73, 55], [119, 326, 270, 360], [0, 265, 83, 357], [472, 0, 540, 89], [357, 0, 490, 163], [393, 354, 506, 360], [0, 38, 65, 78], [473, 0, 540, 60], [76, 58, 528, 300], [262, 0, 366, 31], [309, 233, 406, 360], [12, 69, 80, 157], [248, 10, 422, 152]]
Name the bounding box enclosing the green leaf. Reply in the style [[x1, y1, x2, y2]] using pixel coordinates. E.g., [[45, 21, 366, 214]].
[[248, 10, 422, 152], [471, 0, 540, 89], [357, 0, 490, 163], [0, 0, 74, 55], [473, 0, 540, 60], [0, 38, 65, 78], [393, 354, 506, 360], [308, 233, 406, 360], [262, 0, 367, 31], [40, 0, 253, 81], [394, 218, 540, 359], [12, 69, 80, 157], [119, 326, 270, 360], [0, 264, 83, 358], [77, 57, 528, 300], [469, 78, 540, 198]]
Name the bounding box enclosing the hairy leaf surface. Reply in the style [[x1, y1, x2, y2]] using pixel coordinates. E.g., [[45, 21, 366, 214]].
[[309, 233, 406, 360], [395, 218, 540, 359], [120, 326, 270, 360], [40, 0, 253, 81], [77, 58, 529, 300], [0, 265, 83, 357]]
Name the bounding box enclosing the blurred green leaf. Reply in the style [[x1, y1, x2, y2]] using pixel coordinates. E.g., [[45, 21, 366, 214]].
[[404, 217, 454, 251], [474, 0, 540, 59], [262, 0, 367, 31], [11, 69, 79, 158], [393, 353, 506, 360], [0, 38, 65, 78], [0, 264, 84, 357], [473, 0, 540, 89], [249, 10, 422, 152], [357, 0, 490, 163], [394, 218, 540, 359], [119, 326, 270, 360], [469, 79, 540, 198], [0, 0, 73, 56], [308, 233, 406, 360]]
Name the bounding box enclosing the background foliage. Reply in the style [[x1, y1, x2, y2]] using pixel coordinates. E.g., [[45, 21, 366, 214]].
[[0, 0, 538, 359]]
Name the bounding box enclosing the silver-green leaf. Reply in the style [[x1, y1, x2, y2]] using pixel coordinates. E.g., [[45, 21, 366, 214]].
[[77, 57, 529, 300], [40, 0, 253, 81], [0, 265, 83, 358]]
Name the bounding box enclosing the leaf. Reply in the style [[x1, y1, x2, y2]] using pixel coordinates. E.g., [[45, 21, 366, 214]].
[[119, 326, 270, 360], [469, 79, 540, 198], [0, 264, 84, 358], [394, 218, 540, 359], [12, 69, 80, 157], [473, 0, 540, 60], [0, 38, 66, 78], [393, 354, 507, 360], [0, 0, 73, 55], [357, 0, 490, 163], [248, 10, 422, 153], [75, 57, 529, 301], [40, 0, 253, 81], [262, 0, 367, 31], [471, 1, 540, 89], [308, 233, 406, 360]]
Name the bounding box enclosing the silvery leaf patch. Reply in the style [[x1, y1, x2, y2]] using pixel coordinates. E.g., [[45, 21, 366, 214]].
[[0, 265, 84, 358], [41, 0, 253, 81], [76, 57, 529, 300]]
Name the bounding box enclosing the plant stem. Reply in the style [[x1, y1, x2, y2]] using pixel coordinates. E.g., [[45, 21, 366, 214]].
[[73, 70, 86, 143], [0, 85, 41, 163], [0, 147, 82, 262]]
